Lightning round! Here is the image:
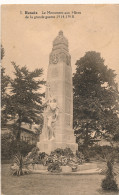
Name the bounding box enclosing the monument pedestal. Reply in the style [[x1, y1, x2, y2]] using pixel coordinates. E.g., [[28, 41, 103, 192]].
[[37, 138, 78, 154]]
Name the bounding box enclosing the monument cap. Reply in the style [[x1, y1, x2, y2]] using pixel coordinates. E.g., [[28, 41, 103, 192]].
[[59, 30, 63, 36], [53, 30, 68, 48]]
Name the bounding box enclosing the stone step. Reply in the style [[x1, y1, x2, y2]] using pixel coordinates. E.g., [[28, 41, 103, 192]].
[[77, 163, 98, 171], [31, 168, 102, 175]]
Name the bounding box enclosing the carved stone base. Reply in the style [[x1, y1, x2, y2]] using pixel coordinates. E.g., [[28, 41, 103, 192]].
[[37, 139, 78, 154]]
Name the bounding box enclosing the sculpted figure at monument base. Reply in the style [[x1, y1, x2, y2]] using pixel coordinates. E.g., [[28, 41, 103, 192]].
[[45, 97, 59, 140]]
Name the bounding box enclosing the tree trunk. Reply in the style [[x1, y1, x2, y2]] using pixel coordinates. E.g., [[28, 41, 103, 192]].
[[16, 116, 23, 175], [16, 116, 22, 142], [84, 125, 90, 161], [84, 125, 89, 150]]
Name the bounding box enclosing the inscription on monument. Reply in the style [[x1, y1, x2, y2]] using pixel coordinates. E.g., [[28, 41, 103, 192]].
[[65, 98, 71, 113], [65, 83, 71, 97], [65, 66, 71, 82], [65, 114, 71, 126], [50, 81, 58, 95], [51, 67, 58, 77]]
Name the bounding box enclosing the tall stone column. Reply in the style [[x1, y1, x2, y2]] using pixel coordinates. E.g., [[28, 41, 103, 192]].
[[37, 31, 78, 154]]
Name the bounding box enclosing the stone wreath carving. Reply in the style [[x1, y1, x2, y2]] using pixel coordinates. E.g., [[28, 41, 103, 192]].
[[50, 52, 71, 66]]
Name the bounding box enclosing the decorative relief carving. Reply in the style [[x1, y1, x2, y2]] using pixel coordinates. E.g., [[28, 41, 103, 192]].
[[49, 31, 71, 66], [52, 45, 68, 52], [60, 53, 71, 66], [49, 53, 59, 64], [49, 52, 71, 66]]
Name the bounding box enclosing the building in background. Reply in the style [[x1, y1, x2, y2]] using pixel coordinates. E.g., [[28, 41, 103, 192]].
[[1, 122, 41, 145]]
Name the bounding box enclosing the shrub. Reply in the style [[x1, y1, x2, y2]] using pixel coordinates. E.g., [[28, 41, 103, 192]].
[[76, 151, 85, 164], [101, 157, 118, 191], [1, 133, 36, 161], [1, 133, 14, 160], [51, 148, 74, 158], [63, 148, 74, 157], [47, 162, 62, 173], [24, 147, 40, 164], [11, 153, 30, 176], [78, 145, 119, 161], [22, 147, 84, 173], [102, 178, 118, 191], [10, 140, 36, 157]]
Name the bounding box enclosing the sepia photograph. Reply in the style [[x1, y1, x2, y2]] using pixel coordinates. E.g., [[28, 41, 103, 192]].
[[1, 4, 119, 195]]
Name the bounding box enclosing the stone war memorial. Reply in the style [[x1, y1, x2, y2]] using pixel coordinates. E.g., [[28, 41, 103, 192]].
[[37, 31, 78, 154], [10, 31, 101, 176]]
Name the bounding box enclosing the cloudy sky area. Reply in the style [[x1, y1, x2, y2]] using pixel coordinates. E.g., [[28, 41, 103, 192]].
[[2, 4, 119, 84]]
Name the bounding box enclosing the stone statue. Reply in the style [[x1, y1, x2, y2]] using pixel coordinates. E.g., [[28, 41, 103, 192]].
[[45, 96, 59, 140]]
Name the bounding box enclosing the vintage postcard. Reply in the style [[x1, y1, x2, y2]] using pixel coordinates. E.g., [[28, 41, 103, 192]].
[[1, 4, 119, 195]]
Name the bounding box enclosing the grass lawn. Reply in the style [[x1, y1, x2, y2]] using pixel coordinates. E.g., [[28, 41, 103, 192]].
[[1, 164, 119, 195]]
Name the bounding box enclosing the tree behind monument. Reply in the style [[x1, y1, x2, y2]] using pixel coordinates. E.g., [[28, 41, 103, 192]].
[[73, 51, 119, 156], [4, 62, 45, 141]]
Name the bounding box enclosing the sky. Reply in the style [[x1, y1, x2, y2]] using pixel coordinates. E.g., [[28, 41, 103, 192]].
[[1, 4, 119, 84]]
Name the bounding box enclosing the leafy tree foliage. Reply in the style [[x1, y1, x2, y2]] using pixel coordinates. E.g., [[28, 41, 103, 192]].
[[1, 44, 5, 60], [1, 46, 10, 127], [6, 62, 45, 141], [73, 51, 119, 151], [1, 133, 35, 161], [1, 132, 14, 160]]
